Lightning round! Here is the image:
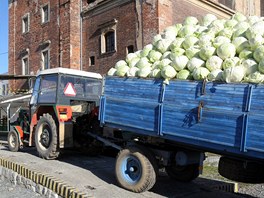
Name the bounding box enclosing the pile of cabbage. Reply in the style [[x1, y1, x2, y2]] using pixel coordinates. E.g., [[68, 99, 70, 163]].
[[108, 13, 264, 84]]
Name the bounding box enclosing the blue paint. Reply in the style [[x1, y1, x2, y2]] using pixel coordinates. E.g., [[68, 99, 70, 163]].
[[240, 114, 248, 152], [120, 155, 142, 184], [100, 76, 264, 161]]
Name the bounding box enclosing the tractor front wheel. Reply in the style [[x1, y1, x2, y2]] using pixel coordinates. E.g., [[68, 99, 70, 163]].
[[7, 130, 20, 152], [35, 114, 59, 159]]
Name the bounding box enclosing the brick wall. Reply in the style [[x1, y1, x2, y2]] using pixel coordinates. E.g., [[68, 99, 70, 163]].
[[141, 0, 159, 46], [8, 0, 81, 90], [82, 1, 138, 74], [9, 0, 59, 89], [69, 0, 81, 70], [262, 1, 264, 16]]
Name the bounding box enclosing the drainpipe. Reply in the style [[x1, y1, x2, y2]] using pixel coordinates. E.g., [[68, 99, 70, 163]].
[[141, 0, 144, 48], [13, 2, 16, 89], [58, 0, 62, 67], [80, 0, 83, 71]]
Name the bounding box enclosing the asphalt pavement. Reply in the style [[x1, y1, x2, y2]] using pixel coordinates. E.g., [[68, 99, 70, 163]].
[[0, 145, 255, 198]]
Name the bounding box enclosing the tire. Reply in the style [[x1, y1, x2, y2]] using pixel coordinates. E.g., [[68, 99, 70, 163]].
[[218, 156, 264, 183], [35, 114, 59, 159], [115, 146, 158, 193], [165, 163, 199, 182], [7, 131, 20, 152]]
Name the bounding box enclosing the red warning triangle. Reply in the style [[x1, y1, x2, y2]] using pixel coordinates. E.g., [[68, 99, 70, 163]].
[[64, 83, 76, 96]]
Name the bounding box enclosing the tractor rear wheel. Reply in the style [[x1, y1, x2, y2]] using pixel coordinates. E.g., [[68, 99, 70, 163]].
[[35, 114, 59, 159]]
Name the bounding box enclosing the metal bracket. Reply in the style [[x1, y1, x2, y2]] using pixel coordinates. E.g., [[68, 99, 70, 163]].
[[158, 83, 166, 136], [158, 104, 164, 136], [99, 96, 106, 125], [198, 101, 204, 122], [245, 85, 253, 112], [240, 114, 248, 152], [201, 79, 207, 95]]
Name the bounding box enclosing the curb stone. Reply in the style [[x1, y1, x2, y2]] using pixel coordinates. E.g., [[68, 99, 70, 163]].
[[0, 157, 90, 198]]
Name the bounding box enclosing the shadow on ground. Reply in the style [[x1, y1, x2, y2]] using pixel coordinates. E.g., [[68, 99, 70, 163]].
[[0, 145, 256, 198]]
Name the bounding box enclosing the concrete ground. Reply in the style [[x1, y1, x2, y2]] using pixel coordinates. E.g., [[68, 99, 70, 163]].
[[0, 145, 254, 198], [0, 177, 45, 198]]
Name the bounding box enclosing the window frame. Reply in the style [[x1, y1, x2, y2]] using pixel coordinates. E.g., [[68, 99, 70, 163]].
[[22, 56, 29, 75], [22, 13, 30, 33], [101, 29, 116, 54], [99, 19, 118, 55], [41, 48, 50, 70], [41, 3, 50, 24], [38, 75, 58, 104]]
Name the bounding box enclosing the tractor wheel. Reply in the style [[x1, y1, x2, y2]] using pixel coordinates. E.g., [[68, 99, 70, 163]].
[[165, 163, 199, 182], [35, 114, 59, 159], [7, 130, 20, 152], [115, 145, 158, 193]]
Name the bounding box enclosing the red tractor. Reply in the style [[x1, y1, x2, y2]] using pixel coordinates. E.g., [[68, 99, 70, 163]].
[[7, 68, 103, 159]]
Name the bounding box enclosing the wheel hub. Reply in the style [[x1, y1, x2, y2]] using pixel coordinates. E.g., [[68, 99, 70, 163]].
[[129, 167, 135, 172], [10, 134, 16, 147], [123, 157, 141, 183], [40, 128, 50, 148]]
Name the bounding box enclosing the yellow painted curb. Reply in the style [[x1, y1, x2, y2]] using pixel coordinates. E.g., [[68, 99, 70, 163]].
[[0, 158, 90, 198]]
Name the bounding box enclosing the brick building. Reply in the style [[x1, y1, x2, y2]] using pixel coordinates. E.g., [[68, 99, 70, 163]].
[[8, 0, 264, 89]]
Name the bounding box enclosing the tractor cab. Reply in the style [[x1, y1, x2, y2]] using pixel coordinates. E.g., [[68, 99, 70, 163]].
[[8, 68, 102, 159]]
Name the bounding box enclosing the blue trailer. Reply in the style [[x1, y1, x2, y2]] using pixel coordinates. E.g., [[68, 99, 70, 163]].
[[99, 76, 264, 192]]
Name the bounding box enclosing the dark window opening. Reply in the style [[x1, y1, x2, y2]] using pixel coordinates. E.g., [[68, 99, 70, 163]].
[[218, 0, 234, 9], [127, 45, 134, 54], [2, 85, 5, 96], [42, 5, 49, 23], [22, 16, 29, 33], [105, 31, 115, 53], [87, 0, 96, 3], [22, 58, 29, 75], [42, 50, 49, 69], [89, 56, 95, 66]]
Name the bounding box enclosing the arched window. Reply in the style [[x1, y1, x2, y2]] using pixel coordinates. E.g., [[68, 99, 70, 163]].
[[99, 19, 117, 54], [105, 31, 115, 53]]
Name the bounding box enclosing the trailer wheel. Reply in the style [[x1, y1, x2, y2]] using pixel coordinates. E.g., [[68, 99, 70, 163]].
[[35, 114, 59, 159], [7, 131, 20, 152], [165, 164, 199, 182], [218, 157, 264, 183], [115, 146, 158, 193]]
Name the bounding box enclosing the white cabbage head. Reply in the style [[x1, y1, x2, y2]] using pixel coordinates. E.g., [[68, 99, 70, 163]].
[[216, 43, 236, 60], [207, 69, 223, 81], [222, 66, 245, 83], [206, 56, 223, 71], [187, 57, 205, 72], [192, 67, 210, 80]]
